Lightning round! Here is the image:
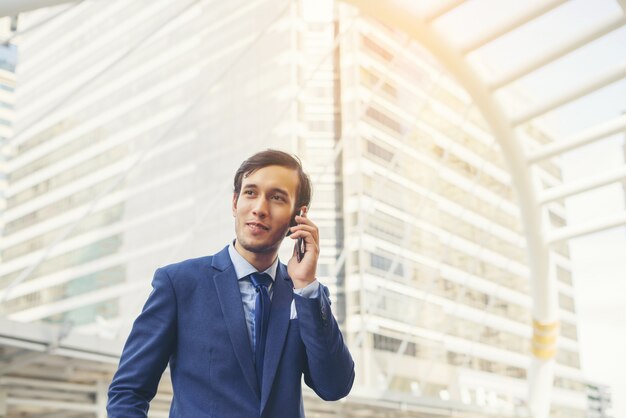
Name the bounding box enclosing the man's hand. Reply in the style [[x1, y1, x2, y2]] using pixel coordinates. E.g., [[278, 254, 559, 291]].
[[287, 208, 319, 289]]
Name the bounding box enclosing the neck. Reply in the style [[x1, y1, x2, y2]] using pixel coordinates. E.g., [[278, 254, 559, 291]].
[[234, 240, 277, 272]]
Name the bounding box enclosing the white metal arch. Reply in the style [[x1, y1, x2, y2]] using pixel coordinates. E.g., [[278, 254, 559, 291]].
[[340, 1, 626, 417]]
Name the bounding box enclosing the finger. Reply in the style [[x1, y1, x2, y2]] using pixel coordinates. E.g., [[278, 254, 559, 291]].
[[288, 231, 318, 251], [293, 216, 318, 234], [294, 214, 315, 226], [289, 223, 317, 235], [289, 224, 318, 244], [288, 230, 312, 240]]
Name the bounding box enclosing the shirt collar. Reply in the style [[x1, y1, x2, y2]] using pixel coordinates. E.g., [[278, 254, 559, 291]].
[[228, 239, 278, 282]]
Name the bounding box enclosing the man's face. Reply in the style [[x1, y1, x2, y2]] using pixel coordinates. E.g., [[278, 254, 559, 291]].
[[232, 165, 299, 255]]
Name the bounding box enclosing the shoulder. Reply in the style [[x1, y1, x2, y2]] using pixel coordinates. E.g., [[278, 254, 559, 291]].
[[151, 255, 216, 298], [158, 255, 214, 279], [157, 245, 230, 283]]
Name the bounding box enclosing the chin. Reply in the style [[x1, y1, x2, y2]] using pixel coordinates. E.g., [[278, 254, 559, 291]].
[[238, 236, 279, 254]]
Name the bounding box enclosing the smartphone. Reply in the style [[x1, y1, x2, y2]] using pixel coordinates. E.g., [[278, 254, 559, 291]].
[[287, 208, 306, 262]]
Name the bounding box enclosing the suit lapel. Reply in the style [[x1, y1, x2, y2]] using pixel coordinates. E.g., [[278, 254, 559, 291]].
[[210, 247, 260, 401], [260, 262, 292, 412]]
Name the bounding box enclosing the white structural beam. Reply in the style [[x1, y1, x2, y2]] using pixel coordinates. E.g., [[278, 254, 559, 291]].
[[512, 59, 626, 125], [339, 2, 555, 417], [7, 281, 145, 322], [548, 211, 626, 243], [7, 397, 96, 412], [27, 412, 77, 418], [490, 14, 626, 90], [0, 377, 96, 392], [539, 165, 626, 204], [425, 0, 465, 22], [0, 0, 79, 17], [528, 113, 626, 163], [0, 317, 121, 361], [462, 0, 566, 53]]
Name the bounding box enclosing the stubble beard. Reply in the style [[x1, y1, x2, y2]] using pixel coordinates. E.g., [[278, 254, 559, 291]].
[[236, 222, 290, 254]]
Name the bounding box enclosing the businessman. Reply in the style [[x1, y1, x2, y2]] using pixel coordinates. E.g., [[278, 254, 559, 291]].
[[107, 149, 355, 417]]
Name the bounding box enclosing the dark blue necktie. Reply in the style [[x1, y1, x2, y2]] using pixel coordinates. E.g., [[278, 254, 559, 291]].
[[249, 272, 272, 388]]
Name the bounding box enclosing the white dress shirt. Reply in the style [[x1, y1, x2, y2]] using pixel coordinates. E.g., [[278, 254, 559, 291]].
[[227, 240, 320, 352]]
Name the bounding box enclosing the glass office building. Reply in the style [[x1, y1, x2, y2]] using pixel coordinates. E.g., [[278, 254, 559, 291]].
[[1, 0, 299, 332], [336, 7, 585, 417], [0, 1, 586, 416]]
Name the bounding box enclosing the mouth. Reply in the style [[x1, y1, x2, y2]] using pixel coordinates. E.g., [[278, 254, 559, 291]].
[[246, 222, 270, 233]]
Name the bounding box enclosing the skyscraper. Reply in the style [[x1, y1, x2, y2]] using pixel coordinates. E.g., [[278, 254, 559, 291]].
[[1, 0, 298, 333], [335, 6, 585, 417]]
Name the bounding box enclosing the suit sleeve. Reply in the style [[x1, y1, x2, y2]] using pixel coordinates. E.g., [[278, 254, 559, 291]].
[[107, 267, 177, 417], [293, 284, 355, 401]]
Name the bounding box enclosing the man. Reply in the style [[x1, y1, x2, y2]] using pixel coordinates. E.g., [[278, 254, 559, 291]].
[[107, 149, 355, 417]]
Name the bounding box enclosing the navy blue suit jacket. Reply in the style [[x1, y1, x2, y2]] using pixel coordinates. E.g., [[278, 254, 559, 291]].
[[107, 245, 355, 417]]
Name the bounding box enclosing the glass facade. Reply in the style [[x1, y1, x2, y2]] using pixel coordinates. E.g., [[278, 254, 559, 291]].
[[2, 0, 298, 329]]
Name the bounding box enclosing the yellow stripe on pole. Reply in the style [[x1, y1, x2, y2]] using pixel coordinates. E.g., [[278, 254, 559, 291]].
[[533, 319, 559, 333], [533, 333, 557, 345], [532, 346, 557, 360], [532, 320, 559, 360]]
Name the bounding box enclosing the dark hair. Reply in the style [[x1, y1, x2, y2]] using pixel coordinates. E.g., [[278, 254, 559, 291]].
[[233, 149, 312, 211]]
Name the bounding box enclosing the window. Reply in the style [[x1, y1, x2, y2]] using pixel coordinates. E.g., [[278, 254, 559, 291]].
[[370, 253, 404, 276], [365, 106, 405, 135], [373, 333, 417, 356], [361, 35, 393, 62], [366, 138, 394, 162]]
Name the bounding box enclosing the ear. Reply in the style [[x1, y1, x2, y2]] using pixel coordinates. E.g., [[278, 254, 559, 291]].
[[232, 192, 238, 217]]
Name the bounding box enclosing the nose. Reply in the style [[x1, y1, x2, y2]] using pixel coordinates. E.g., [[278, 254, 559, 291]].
[[251, 197, 269, 218]]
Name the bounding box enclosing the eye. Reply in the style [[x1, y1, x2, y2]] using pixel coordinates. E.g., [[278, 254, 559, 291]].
[[243, 190, 254, 196], [271, 195, 285, 201]]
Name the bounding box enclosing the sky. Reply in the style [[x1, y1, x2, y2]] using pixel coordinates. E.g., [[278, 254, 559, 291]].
[[560, 105, 626, 417], [540, 7, 626, 414]]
